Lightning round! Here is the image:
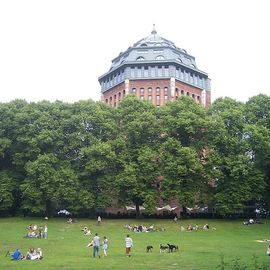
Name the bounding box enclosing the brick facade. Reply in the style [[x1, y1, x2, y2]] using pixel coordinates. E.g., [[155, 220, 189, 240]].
[[102, 78, 206, 107]]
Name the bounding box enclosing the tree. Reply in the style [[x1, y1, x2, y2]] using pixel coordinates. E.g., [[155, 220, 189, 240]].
[[160, 138, 205, 208], [20, 154, 94, 216], [114, 96, 162, 217], [206, 97, 266, 215], [244, 94, 270, 212], [0, 170, 16, 212]]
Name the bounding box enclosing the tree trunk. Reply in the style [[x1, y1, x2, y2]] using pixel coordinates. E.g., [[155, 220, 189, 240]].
[[46, 200, 52, 217], [135, 203, 142, 219]]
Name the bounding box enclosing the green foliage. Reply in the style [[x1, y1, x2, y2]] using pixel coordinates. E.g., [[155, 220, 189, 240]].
[[0, 94, 270, 216], [21, 154, 94, 215], [0, 171, 16, 211], [160, 138, 204, 206]]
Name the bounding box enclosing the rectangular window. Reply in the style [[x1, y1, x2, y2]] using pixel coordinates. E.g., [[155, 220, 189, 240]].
[[144, 68, 148, 77], [138, 50, 148, 54], [151, 67, 155, 77], [131, 68, 135, 77], [158, 67, 162, 77], [164, 67, 169, 76], [154, 49, 164, 53], [137, 68, 142, 77]]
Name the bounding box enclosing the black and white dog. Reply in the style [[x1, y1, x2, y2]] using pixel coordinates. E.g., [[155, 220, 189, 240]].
[[167, 244, 179, 252], [159, 244, 169, 253], [146, 245, 153, 252]]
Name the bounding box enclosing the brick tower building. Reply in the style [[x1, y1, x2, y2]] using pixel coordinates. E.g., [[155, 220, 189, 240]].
[[98, 26, 211, 107]]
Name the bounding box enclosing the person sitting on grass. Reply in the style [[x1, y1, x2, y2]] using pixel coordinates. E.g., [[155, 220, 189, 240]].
[[267, 244, 270, 256], [67, 218, 73, 224], [203, 224, 209, 230], [82, 226, 91, 235], [25, 248, 43, 260], [11, 248, 23, 260]]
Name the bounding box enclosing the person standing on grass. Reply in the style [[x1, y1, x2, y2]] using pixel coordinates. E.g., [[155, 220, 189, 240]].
[[93, 233, 100, 258], [125, 234, 133, 257], [102, 236, 108, 257], [97, 216, 101, 226], [43, 225, 48, 239]]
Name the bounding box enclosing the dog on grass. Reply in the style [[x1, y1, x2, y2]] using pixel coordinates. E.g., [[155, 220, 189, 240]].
[[146, 245, 153, 252], [167, 244, 179, 252], [159, 244, 169, 253]]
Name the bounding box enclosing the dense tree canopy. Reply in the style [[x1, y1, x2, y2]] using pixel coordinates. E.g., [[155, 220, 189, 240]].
[[0, 94, 269, 217]]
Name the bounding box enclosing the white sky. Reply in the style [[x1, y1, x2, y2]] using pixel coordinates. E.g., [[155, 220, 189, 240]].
[[0, 0, 269, 104]]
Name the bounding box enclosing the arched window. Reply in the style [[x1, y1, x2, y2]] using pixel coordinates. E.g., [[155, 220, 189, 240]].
[[186, 92, 190, 96], [181, 90, 184, 95], [192, 94, 195, 99], [148, 87, 152, 94], [140, 43, 148, 47], [118, 92, 121, 99], [156, 87, 160, 93], [136, 56, 145, 61], [140, 88, 144, 94], [132, 88, 136, 93], [156, 55, 165, 60]]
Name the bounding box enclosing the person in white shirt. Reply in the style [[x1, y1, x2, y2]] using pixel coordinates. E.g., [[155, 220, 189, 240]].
[[97, 216, 101, 226], [43, 225, 48, 239], [125, 234, 133, 257]]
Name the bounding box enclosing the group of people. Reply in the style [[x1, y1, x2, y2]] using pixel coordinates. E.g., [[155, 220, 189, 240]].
[[243, 218, 263, 225], [87, 233, 108, 258], [124, 224, 157, 233], [9, 247, 43, 260], [86, 233, 133, 258], [180, 223, 210, 232], [25, 224, 48, 239]]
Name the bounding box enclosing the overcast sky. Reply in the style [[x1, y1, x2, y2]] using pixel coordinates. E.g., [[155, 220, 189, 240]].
[[0, 0, 269, 104]]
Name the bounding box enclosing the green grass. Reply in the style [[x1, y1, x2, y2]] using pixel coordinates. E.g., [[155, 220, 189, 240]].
[[0, 217, 270, 269]]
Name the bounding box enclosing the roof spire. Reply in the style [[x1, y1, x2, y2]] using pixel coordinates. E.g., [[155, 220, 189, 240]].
[[151, 24, 157, 35]]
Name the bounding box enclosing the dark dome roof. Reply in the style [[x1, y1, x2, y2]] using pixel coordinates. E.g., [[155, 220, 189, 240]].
[[109, 27, 197, 71]]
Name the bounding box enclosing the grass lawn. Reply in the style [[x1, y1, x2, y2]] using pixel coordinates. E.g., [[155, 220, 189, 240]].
[[0, 217, 270, 270]]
